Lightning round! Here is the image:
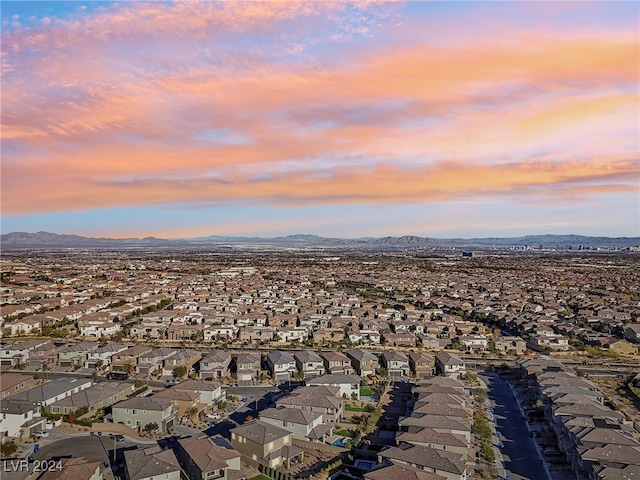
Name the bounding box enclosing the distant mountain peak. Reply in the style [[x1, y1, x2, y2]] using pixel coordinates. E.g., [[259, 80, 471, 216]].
[[1, 231, 637, 250]]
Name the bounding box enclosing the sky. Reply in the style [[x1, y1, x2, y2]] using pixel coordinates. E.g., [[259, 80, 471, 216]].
[[1, 1, 639, 239]]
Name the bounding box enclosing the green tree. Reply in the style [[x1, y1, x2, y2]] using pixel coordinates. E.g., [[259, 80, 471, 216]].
[[1, 441, 18, 458], [173, 365, 187, 379]]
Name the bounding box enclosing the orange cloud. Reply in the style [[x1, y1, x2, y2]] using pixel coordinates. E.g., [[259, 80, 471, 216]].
[[2, 1, 638, 222], [2, 154, 637, 214]]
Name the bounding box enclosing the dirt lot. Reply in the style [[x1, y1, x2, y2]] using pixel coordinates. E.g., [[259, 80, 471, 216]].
[[587, 374, 640, 424]]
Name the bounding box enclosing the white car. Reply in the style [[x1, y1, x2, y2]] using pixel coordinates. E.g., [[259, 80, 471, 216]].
[[35, 430, 49, 438], [205, 413, 221, 420]]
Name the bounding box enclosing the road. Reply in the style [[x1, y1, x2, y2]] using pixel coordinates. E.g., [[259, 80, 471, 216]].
[[482, 373, 548, 480], [29, 434, 156, 463]]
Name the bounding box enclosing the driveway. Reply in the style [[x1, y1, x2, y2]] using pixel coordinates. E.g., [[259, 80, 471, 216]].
[[482, 373, 548, 480]]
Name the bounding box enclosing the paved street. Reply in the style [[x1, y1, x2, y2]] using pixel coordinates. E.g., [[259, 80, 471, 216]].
[[30, 434, 153, 465], [482, 373, 548, 480]]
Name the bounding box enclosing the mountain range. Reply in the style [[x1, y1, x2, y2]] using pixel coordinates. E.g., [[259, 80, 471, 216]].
[[1, 231, 638, 250]]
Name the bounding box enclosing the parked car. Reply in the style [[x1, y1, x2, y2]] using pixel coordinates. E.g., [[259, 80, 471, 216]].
[[34, 430, 49, 438], [544, 450, 562, 457], [205, 413, 221, 420]]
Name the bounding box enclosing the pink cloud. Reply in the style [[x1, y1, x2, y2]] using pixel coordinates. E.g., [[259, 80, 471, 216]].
[[2, 1, 637, 220], [2, 153, 637, 214]]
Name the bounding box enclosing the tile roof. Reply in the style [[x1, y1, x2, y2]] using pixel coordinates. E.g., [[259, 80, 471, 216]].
[[260, 407, 322, 425], [232, 419, 291, 445], [365, 463, 446, 480], [113, 396, 172, 411], [380, 444, 467, 475], [124, 446, 181, 480], [178, 435, 240, 473]]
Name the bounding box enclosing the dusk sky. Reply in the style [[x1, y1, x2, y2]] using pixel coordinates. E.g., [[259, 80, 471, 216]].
[[2, 1, 639, 239]]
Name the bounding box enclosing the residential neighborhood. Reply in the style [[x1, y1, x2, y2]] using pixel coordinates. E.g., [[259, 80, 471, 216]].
[[0, 248, 639, 480]]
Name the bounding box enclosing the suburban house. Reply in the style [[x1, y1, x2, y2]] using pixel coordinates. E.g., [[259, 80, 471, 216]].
[[365, 463, 447, 480], [78, 318, 121, 337], [10, 377, 93, 408], [38, 457, 105, 480], [112, 397, 176, 434], [623, 323, 640, 343], [111, 345, 154, 374], [408, 352, 434, 378], [1, 378, 91, 438], [5, 317, 42, 336], [83, 343, 129, 370], [378, 444, 469, 480], [152, 387, 205, 421], [266, 351, 297, 383], [293, 350, 325, 379], [162, 349, 202, 377], [457, 335, 488, 352], [529, 333, 570, 351], [203, 324, 238, 342], [435, 353, 467, 379], [239, 326, 275, 343], [173, 379, 225, 405], [384, 332, 417, 348], [124, 445, 181, 480], [177, 435, 245, 480], [307, 374, 361, 400], [321, 351, 354, 375], [259, 407, 330, 442], [47, 381, 133, 415], [380, 350, 410, 378], [494, 336, 527, 355], [275, 326, 308, 343], [395, 427, 469, 456], [345, 349, 379, 378], [200, 350, 232, 380], [277, 393, 344, 422], [0, 398, 45, 438], [57, 342, 99, 369], [27, 342, 61, 371], [167, 323, 204, 341], [292, 385, 341, 398], [0, 340, 49, 367], [137, 347, 177, 376], [600, 338, 637, 355], [0, 372, 39, 400], [130, 318, 169, 340], [235, 352, 262, 386], [230, 420, 304, 469]]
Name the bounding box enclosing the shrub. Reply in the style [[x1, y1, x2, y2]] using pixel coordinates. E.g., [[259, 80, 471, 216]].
[[480, 442, 495, 462], [1, 441, 18, 458]]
